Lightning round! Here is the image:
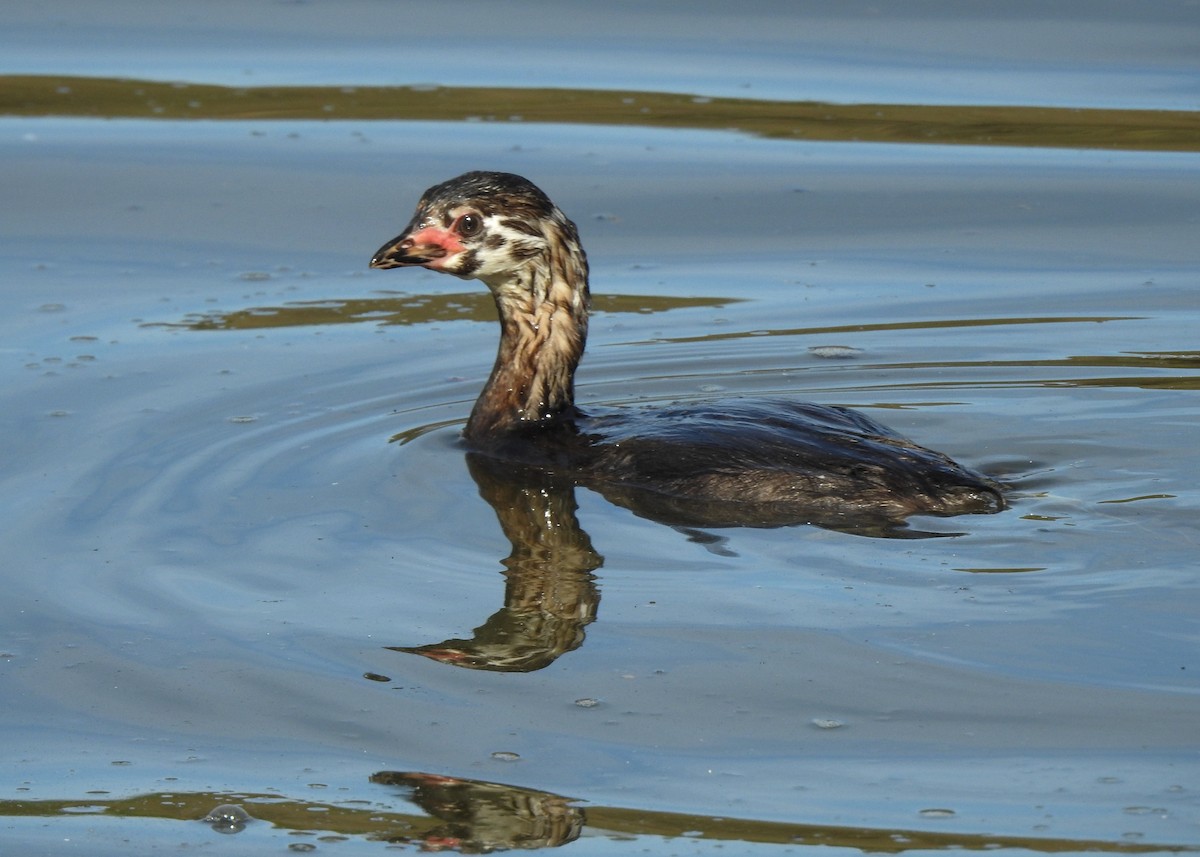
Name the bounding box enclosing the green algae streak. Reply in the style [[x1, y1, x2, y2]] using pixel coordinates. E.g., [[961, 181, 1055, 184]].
[[4, 74, 1199, 152]]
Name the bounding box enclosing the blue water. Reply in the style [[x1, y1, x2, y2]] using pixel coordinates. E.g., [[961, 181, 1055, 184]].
[[2, 2, 1199, 854], [5, 0, 1200, 108]]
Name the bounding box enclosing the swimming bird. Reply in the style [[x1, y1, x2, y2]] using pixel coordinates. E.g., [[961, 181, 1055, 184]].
[[370, 171, 1004, 530]]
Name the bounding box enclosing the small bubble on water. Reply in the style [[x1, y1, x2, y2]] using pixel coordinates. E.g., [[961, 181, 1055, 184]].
[[808, 345, 863, 359], [227, 415, 258, 424], [1124, 806, 1168, 817], [811, 718, 844, 729], [490, 751, 521, 762], [238, 271, 272, 282], [288, 844, 317, 853], [918, 808, 956, 819], [574, 697, 600, 708], [201, 803, 252, 834]]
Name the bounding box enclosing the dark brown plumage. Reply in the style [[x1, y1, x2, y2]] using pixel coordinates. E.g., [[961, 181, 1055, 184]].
[[371, 171, 1005, 531]]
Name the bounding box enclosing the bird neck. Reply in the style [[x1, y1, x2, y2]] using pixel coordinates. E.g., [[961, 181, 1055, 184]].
[[465, 236, 590, 443]]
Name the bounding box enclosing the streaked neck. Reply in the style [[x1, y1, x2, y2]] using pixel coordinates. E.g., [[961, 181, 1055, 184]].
[[465, 237, 589, 443]]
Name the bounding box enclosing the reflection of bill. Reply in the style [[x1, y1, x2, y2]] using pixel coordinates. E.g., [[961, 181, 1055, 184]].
[[371, 771, 584, 852]]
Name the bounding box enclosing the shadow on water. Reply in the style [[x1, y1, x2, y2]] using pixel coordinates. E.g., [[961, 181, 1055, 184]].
[[0, 776, 1191, 854]]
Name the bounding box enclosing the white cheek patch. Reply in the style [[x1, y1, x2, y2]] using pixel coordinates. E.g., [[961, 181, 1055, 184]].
[[470, 217, 546, 277]]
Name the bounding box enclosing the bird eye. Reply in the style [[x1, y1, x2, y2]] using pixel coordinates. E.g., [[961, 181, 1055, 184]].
[[456, 213, 482, 237]]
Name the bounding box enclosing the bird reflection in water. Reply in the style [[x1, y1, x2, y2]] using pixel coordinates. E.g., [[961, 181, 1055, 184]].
[[391, 447, 981, 673], [370, 771, 584, 852], [390, 454, 602, 672]]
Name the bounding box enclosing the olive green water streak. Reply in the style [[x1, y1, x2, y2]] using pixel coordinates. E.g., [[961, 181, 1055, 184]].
[[4, 75, 1198, 152], [148, 291, 738, 331], [2, 785, 1192, 853]]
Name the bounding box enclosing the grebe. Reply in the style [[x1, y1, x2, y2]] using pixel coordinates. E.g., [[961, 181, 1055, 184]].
[[370, 171, 1004, 528]]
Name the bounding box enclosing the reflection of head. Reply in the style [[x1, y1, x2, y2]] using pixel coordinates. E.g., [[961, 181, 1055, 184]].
[[371, 771, 584, 852]]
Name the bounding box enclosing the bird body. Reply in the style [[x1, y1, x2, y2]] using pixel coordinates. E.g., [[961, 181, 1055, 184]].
[[371, 171, 1004, 529]]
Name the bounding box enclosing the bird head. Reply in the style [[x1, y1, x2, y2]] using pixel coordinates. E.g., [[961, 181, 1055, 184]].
[[369, 171, 582, 289]]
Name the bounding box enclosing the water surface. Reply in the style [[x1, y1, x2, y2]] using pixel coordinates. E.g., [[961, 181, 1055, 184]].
[[1, 2, 1198, 854]]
